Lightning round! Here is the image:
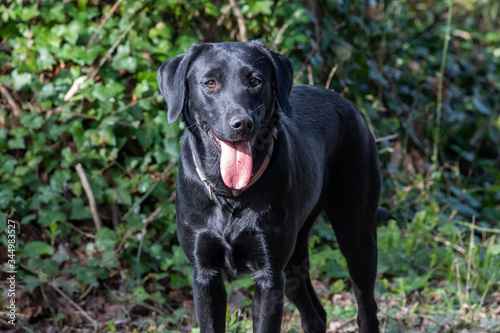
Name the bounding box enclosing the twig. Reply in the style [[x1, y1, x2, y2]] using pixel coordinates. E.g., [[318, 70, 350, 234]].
[[41, 141, 61, 152], [375, 133, 399, 143], [161, 161, 175, 181], [0, 86, 21, 118], [432, 235, 465, 254], [111, 203, 120, 229], [78, 285, 94, 302], [50, 282, 97, 331], [41, 284, 62, 333], [432, 0, 453, 176], [142, 207, 161, 225], [123, 162, 174, 220], [75, 163, 102, 231], [87, 0, 123, 48], [128, 301, 168, 316], [51, 108, 133, 126], [451, 219, 500, 234], [307, 65, 313, 85], [466, 215, 475, 302], [456, 263, 464, 306], [78, 96, 155, 151], [392, 7, 450, 53], [88, 19, 137, 80], [123, 182, 160, 221], [136, 207, 161, 276], [64, 19, 137, 102], [325, 64, 339, 90], [229, 0, 248, 41], [307, 0, 321, 53], [273, 22, 290, 49], [63, 76, 86, 102], [61, 220, 95, 239], [296, 44, 319, 82], [216, 3, 232, 26], [295, 22, 345, 82], [332, 317, 357, 332], [359, 105, 375, 137]]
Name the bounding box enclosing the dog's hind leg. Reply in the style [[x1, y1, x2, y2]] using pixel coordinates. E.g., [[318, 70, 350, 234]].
[[285, 209, 327, 333], [327, 213, 379, 333], [322, 165, 381, 333]]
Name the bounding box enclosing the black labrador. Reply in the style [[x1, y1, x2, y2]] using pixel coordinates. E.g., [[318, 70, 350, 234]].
[[158, 41, 389, 332]]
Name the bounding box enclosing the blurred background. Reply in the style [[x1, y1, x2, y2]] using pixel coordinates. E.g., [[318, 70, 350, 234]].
[[0, 0, 499, 332]]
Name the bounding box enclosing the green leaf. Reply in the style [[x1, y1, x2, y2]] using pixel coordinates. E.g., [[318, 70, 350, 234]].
[[7, 134, 25, 149], [64, 20, 85, 45], [22, 241, 54, 258], [487, 244, 500, 256], [21, 214, 37, 225], [95, 227, 118, 250], [244, 1, 272, 15], [21, 113, 45, 129], [132, 286, 151, 303], [18, 5, 40, 21], [70, 198, 93, 220], [0, 157, 17, 174], [473, 96, 490, 115], [0, 189, 14, 209], [111, 43, 138, 73], [36, 47, 56, 71], [42, 259, 60, 278], [368, 67, 388, 87], [38, 210, 66, 226], [92, 82, 125, 102], [11, 69, 32, 90], [148, 22, 173, 41], [38, 185, 60, 203]]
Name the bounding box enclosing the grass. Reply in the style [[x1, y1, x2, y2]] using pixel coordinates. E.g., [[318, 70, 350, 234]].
[[115, 202, 499, 333]]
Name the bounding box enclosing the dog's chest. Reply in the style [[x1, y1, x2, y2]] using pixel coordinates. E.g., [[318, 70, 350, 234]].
[[195, 223, 271, 279]]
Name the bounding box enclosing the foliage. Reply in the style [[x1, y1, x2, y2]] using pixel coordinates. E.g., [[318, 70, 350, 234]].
[[0, 0, 499, 332]]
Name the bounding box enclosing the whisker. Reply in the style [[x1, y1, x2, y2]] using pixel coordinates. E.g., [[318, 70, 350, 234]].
[[186, 121, 199, 131], [249, 104, 263, 114]]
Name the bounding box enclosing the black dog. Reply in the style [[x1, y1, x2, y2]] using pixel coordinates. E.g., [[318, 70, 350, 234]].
[[158, 41, 388, 332]]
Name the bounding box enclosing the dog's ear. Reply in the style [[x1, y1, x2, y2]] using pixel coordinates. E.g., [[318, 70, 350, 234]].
[[269, 51, 293, 118], [158, 44, 200, 124]]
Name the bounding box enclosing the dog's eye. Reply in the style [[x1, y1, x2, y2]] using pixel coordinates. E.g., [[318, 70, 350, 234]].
[[206, 80, 217, 89], [250, 78, 261, 87]]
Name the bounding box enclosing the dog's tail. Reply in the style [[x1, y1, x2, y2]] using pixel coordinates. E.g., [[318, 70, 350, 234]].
[[376, 207, 395, 227]]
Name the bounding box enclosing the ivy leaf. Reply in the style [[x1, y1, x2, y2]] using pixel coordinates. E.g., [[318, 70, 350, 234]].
[[70, 198, 93, 220], [36, 47, 56, 71], [11, 69, 32, 90], [92, 82, 125, 102], [22, 241, 54, 258], [18, 5, 40, 21], [112, 43, 137, 73], [95, 227, 118, 250]]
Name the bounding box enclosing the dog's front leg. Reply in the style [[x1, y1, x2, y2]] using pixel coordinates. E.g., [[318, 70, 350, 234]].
[[252, 271, 286, 332], [193, 269, 227, 333]]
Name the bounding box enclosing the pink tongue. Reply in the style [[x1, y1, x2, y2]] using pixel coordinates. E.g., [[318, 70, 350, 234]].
[[220, 140, 252, 189]]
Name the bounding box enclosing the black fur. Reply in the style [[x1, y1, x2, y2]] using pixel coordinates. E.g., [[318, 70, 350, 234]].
[[158, 41, 389, 333]]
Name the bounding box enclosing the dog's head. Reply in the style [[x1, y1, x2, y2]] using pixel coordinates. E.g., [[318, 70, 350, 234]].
[[158, 41, 293, 189]]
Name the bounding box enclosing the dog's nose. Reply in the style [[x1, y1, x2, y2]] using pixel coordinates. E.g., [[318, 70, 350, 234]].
[[230, 115, 254, 135]]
